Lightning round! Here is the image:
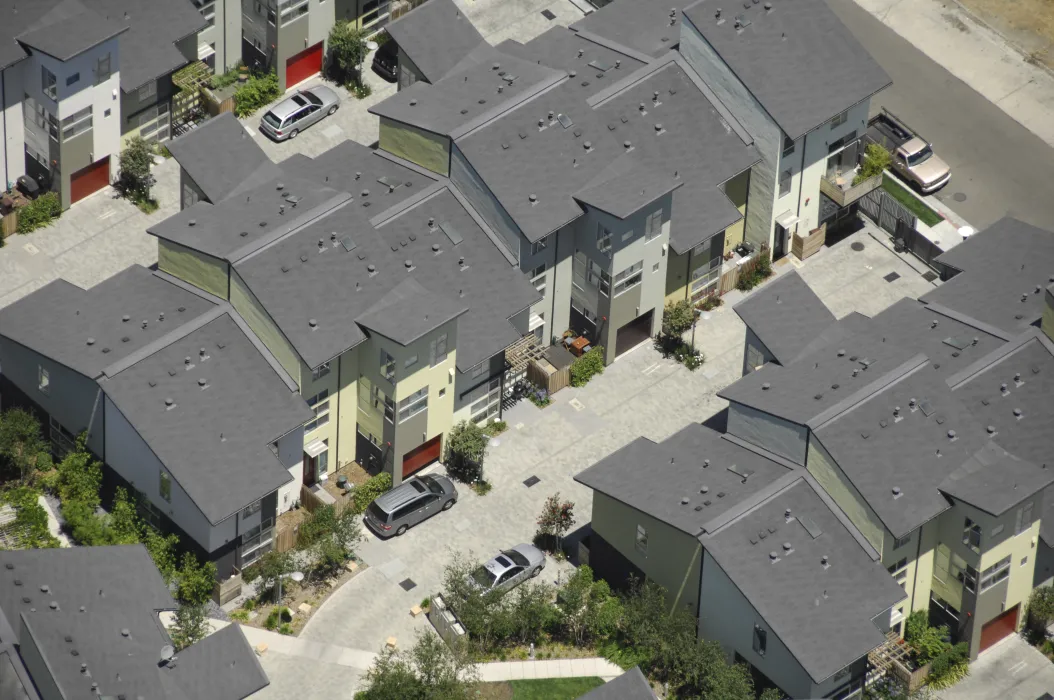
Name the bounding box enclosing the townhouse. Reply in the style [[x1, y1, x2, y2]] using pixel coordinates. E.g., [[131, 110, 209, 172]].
[[0, 545, 268, 699], [384, 0, 484, 90], [154, 115, 538, 488], [0, 0, 206, 209], [720, 217, 1054, 661], [0, 265, 311, 577], [576, 423, 905, 699]]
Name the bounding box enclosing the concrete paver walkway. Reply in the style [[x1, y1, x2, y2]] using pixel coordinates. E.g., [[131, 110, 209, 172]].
[[477, 657, 624, 682]]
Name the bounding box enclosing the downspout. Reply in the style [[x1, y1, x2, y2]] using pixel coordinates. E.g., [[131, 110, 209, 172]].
[[793, 134, 808, 238], [335, 353, 341, 467], [910, 525, 924, 614], [684, 244, 693, 301]]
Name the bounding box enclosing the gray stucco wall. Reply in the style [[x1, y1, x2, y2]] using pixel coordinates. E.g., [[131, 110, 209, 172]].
[[58, 128, 96, 211], [726, 401, 808, 465], [449, 144, 521, 262], [16, 625, 60, 700], [743, 327, 776, 376], [679, 17, 778, 251], [453, 353, 505, 415]]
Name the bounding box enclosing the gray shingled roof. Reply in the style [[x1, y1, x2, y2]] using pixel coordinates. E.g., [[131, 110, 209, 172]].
[[734, 272, 836, 366], [0, 545, 264, 700], [0, 266, 217, 379], [235, 187, 539, 370], [703, 478, 905, 684], [812, 370, 990, 539], [683, 0, 890, 139], [3, 0, 125, 69], [357, 277, 468, 346], [148, 174, 351, 261], [575, 424, 795, 537], [384, 0, 484, 83], [573, 154, 683, 220], [167, 113, 279, 204], [921, 217, 1054, 338], [578, 667, 657, 699], [939, 442, 1054, 517], [101, 313, 310, 524], [571, 0, 697, 59], [369, 44, 565, 138]]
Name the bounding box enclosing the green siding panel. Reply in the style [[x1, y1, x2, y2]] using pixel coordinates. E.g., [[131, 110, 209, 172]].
[[158, 240, 229, 298], [230, 269, 302, 387], [379, 118, 450, 176], [807, 438, 886, 556]]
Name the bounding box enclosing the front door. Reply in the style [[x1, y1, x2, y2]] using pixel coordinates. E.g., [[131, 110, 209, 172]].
[[772, 224, 789, 261], [303, 453, 318, 487]]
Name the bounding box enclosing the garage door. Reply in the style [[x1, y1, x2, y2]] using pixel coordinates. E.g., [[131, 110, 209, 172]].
[[979, 605, 1018, 653], [615, 309, 654, 357], [70, 156, 110, 204], [402, 434, 442, 479], [286, 42, 323, 89]]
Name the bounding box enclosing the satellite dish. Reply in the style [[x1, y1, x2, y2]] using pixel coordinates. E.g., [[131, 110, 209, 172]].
[[160, 645, 175, 662], [290, 571, 305, 583]]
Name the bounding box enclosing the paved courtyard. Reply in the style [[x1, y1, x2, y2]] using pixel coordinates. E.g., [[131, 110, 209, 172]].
[[940, 634, 1054, 700]]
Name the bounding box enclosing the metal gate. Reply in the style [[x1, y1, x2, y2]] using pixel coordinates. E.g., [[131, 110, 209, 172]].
[[859, 189, 916, 236]]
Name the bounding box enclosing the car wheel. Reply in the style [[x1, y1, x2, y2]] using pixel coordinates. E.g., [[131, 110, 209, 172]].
[[328, 105, 338, 116], [442, 499, 455, 511], [531, 566, 543, 578], [288, 129, 299, 140], [395, 524, 408, 536]]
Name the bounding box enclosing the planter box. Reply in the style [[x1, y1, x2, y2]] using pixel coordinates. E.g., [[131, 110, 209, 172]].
[[2, 211, 18, 238], [820, 173, 882, 207], [215, 573, 243, 605], [792, 223, 826, 261], [890, 658, 930, 692]]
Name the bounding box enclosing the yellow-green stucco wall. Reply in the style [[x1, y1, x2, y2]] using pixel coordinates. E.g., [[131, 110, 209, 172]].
[[157, 240, 229, 299], [229, 270, 301, 386], [807, 438, 886, 556], [378, 117, 449, 176]]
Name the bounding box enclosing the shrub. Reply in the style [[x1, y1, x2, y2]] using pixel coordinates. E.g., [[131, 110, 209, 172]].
[[114, 136, 155, 205], [5, 487, 59, 548], [854, 143, 892, 185], [352, 472, 392, 514], [210, 64, 246, 90], [353, 81, 373, 99], [662, 300, 695, 338], [230, 609, 250, 622], [536, 493, 575, 553], [279, 623, 294, 635], [16, 192, 61, 233], [673, 344, 703, 371], [1027, 585, 1054, 634], [528, 387, 551, 408], [736, 251, 773, 291], [234, 71, 280, 117], [698, 294, 723, 311], [483, 421, 507, 437], [328, 20, 369, 84], [927, 642, 969, 689], [265, 608, 281, 630], [570, 346, 605, 387], [170, 603, 209, 651], [904, 610, 929, 645], [445, 420, 487, 484]]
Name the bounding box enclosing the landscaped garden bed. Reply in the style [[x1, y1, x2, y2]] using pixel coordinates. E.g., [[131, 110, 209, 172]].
[[477, 677, 605, 700], [881, 174, 944, 226]]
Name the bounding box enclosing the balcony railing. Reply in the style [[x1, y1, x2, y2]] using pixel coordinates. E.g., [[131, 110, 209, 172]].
[[820, 170, 883, 208]]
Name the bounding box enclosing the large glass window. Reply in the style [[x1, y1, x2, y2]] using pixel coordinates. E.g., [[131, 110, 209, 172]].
[[596, 224, 612, 254], [752, 624, 767, 656], [398, 387, 428, 422], [779, 168, 792, 197], [380, 349, 396, 381], [635, 524, 648, 554], [430, 333, 448, 367], [278, 0, 310, 22], [311, 362, 331, 381], [96, 54, 111, 85], [304, 389, 330, 432], [138, 81, 156, 102], [42, 66, 57, 100], [531, 264, 546, 294], [1016, 501, 1034, 535], [979, 555, 1011, 592], [963, 518, 982, 554], [613, 261, 643, 296], [887, 557, 908, 589], [61, 106, 93, 140], [645, 209, 663, 241], [37, 366, 50, 394], [159, 470, 172, 502]]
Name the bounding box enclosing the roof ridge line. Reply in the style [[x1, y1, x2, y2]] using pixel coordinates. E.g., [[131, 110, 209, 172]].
[[232, 192, 355, 265], [98, 307, 227, 379], [699, 470, 803, 535], [587, 52, 676, 108], [807, 352, 930, 431], [946, 327, 1053, 389], [570, 28, 656, 65], [451, 68, 569, 142], [921, 300, 1015, 341]]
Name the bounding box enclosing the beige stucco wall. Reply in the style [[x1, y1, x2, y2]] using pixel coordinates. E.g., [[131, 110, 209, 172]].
[[378, 117, 449, 176], [807, 438, 886, 555], [591, 491, 702, 615], [229, 269, 302, 385], [880, 522, 933, 622], [157, 239, 229, 298]]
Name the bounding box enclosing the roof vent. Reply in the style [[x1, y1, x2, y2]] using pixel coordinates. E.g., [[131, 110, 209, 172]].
[[584, 141, 592, 151], [164, 398, 174, 408], [1021, 293, 1028, 302], [639, 102, 646, 112], [947, 429, 957, 440], [87, 337, 95, 346], [538, 118, 545, 128], [821, 555, 830, 568], [142, 320, 148, 329], [1001, 382, 1009, 394], [681, 496, 690, 505], [309, 318, 318, 328], [121, 628, 130, 637], [1014, 372, 1022, 382], [1014, 407, 1023, 417], [761, 382, 770, 390], [782, 542, 792, 552], [432, 243, 441, 252], [764, 1, 772, 8], [405, 259, 413, 270], [909, 398, 917, 409], [893, 406, 900, 418], [784, 508, 792, 521], [700, 486, 709, 494], [837, 349, 845, 357], [188, 219, 196, 227], [529, 193, 538, 203], [892, 486, 902, 498], [624, 140, 632, 150], [654, 123, 663, 133], [703, 459, 710, 468], [198, 378, 207, 388], [987, 425, 996, 434], [409, 99, 417, 106], [367, 263, 377, 273], [653, 90, 660, 101], [769, 551, 779, 562]]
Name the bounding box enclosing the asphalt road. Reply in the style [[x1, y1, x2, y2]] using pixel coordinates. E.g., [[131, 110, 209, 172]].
[[826, 0, 1054, 230]]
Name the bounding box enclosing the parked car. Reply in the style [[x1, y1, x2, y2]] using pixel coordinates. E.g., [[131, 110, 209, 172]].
[[258, 85, 340, 141], [469, 544, 546, 593], [372, 40, 398, 82], [866, 108, 951, 193], [364, 474, 457, 538]]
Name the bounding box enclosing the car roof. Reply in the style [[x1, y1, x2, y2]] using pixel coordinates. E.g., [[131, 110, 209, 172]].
[[267, 96, 306, 120], [483, 553, 516, 576], [373, 478, 426, 512]]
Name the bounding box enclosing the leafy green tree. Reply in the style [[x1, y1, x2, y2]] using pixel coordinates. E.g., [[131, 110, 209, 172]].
[[357, 630, 477, 700], [6, 487, 59, 548], [662, 299, 696, 338], [328, 20, 369, 85], [252, 549, 296, 602], [505, 580, 558, 646], [109, 488, 142, 545], [1027, 585, 1054, 633], [445, 420, 487, 484], [854, 143, 892, 185], [170, 603, 210, 651], [0, 408, 49, 483], [557, 566, 622, 646], [298, 504, 362, 578], [115, 136, 155, 205], [569, 346, 606, 387], [176, 552, 217, 606], [535, 492, 575, 552], [759, 688, 786, 700], [54, 437, 102, 506], [143, 527, 181, 583], [233, 72, 280, 117]]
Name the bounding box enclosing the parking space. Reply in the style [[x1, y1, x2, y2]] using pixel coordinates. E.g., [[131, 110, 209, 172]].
[[940, 634, 1054, 700]]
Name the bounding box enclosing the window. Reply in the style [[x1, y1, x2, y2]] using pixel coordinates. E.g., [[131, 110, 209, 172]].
[[991, 524, 1005, 538], [621, 229, 634, 242], [160, 470, 172, 502], [96, 54, 111, 85], [380, 349, 396, 381], [782, 134, 795, 158], [193, 0, 216, 25], [645, 209, 663, 241], [304, 389, 330, 432], [404, 354, 419, 370], [42, 66, 57, 99], [613, 261, 643, 296], [1022, 556, 1029, 567], [957, 559, 978, 593], [779, 168, 792, 197], [531, 237, 547, 255], [61, 106, 92, 140], [104, 108, 111, 117], [470, 377, 501, 423], [37, 366, 50, 394], [398, 386, 428, 422], [66, 73, 80, 86], [830, 110, 848, 128], [652, 262, 660, 273], [531, 264, 546, 294], [887, 557, 908, 588], [979, 555, 1011, 592], [963, 518, 981, 553], [892, 533, 912, 550], [138, 81, 156, 102], [371, 386, 396, 423], [752, 624, 767, 656], [596, 224, 612, 254], [268, 8, 277, 24], [279, 0, 310, 21], [242, 499, 262, 519], [430, 333, 448, 367], [635, 524, 648, 554], [311, 362, 331, 381], [1016, 501, 1034, 535]]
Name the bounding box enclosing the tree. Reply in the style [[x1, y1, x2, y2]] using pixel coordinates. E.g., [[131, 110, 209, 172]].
[[252, 549, 296, 602], [115, 136, 155, 205], [143, 527, 181, 583], [445, 420, 487, 484], [1027, 585, 1054, 634], [54, 437, 102, 507], [357, 630, 477, 700], [0, 408, 49, 483], [662, 299, 696, 338], [108, 487, 142, 545], [557, 566, 622, 646], [176, 552, 217, 606], [170, 603, 210, 651], [298, 504, 362, 578], [328, 21, 369, 85], [854, 143, 892, 185], [6, 487, 59, 548], [535, 492, 575, 553]]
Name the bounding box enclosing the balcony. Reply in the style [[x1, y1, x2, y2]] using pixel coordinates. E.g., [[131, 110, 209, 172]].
[[819, 168, 882, 208]]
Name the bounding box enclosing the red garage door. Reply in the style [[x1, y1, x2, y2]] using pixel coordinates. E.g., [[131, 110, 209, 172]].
[[402, 435, 442, 479], [286, 42, 323, 88], [979, 605, 1018, 653], [70, 156, 110, 204]]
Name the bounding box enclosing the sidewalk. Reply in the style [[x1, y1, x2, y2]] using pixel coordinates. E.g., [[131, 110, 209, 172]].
[[853, 0, 1054, 150], [477, 657, 625, 682]]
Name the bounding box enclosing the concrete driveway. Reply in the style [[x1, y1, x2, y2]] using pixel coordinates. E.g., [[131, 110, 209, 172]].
[[939, 634, 1054, 700]]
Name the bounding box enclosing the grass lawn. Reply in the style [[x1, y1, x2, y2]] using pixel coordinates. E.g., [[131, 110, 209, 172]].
[[477, 677, 606, 700], [881, 174, 944, 226]]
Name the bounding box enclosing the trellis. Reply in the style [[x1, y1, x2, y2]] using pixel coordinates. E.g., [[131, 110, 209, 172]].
[[868, 630, 913, 675], [172, 61, 213, 134]]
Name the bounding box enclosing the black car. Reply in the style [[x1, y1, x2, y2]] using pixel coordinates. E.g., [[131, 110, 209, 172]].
[[372, 40, 398, 83]]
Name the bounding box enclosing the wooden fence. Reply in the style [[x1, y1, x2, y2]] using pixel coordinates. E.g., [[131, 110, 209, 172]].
[[300, 484, 352, 517], [792, 223, 826, 261], [718, 254, 760, 295], [526, 358, 570, 396], [1, 211, 17, 237], [275, 525, 298, 553], [858, 189, 917, 237]]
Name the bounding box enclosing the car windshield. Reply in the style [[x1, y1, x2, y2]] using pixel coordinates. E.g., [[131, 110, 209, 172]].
[[471, 566, 497, 588], [409, 480, 425, 493], [366, 503, 387, 523], [503, 549, 530, 567], [420, 475, 445, 495], [262, 112, 281, 128], [906, 146, 933, 166], [303, 91, 323, 106], [291, 94, 307, 107]]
